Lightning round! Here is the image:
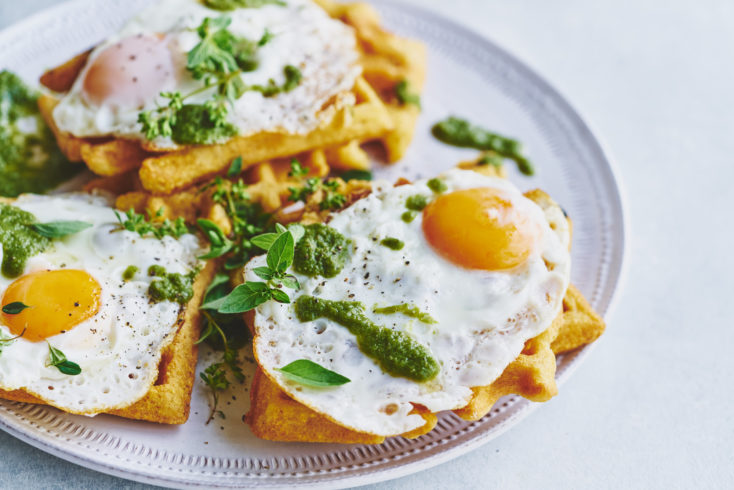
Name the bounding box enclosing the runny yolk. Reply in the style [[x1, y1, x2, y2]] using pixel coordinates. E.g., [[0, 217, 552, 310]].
[[422, 188, 539, 271], [82, 33, 177, 107], [1, 270, 101, 342]]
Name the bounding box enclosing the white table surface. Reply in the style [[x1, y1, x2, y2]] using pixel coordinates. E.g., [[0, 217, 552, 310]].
[[1, 0, 733, 488]]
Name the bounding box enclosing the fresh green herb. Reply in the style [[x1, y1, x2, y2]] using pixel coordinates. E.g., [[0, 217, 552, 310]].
[[252, 223, 304, 251], [31, 221, 92, 238], [478, 152, 504, 168], [380, 237, 404, 251], [288, 176, 346, 211], [288, 159, 309, 179], [339, 169, 373, 181], [431, 117, 534, 175], [148, 265, 166, 277], [394, 79, 421, 108], [320, 180, 347, 211], [426, 178, 447, 194], [0, 328, 26, 355], [288, 177, 319, 203], [208, 177, 273, 270], [276, 359, 350, 387], [122, 266, 138, 281], [46, 343, 81, 376], [139, 16, 300, 145], [373, 303, 437, 324], [204, 0, 286, 11], [114, 208, 189, 240], [293, 224, 351, 278], [147, 268, 197, 305], [405, 194, 428, 211], [197, 219, 234, 259], [2, 302, 30, 315], [207, 228, 301, 313], [196, 272, 248, 425], [401, 210, 417, 223]]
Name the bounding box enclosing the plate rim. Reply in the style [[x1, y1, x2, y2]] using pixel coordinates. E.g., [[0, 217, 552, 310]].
[[0, 0, 626, 488]]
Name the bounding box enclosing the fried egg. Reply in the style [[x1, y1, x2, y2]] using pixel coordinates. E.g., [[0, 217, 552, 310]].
[[52, 0, 360, 147], [248, 169, 571, 436], [0, 194, 203, 414]]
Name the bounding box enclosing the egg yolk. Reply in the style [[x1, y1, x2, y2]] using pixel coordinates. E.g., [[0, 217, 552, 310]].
[[422, 188, 539, 271], [82, 34, 177, 107], [1, 270, 101, 342]]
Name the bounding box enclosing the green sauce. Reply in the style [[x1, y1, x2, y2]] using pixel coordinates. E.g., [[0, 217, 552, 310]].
[[427, 178, 447, 194], [147, 267, 196, 305], [0, 203, 50, 278], [170, 104, 238, 145], [0, 70, 81, 197], [405, 195, 428, 211], [431, 117, 535, 176], [295, 295, 440, 382], [373, 304, 437, 324], [379, 237, 404, 251], [401, 211, 417, 223], [293, 224, 350, 278], [122, 265, 138, 281]]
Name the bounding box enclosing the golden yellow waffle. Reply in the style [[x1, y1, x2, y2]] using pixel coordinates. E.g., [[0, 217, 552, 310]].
[[0, 251, 218, 425], [39, 1, 426, 191], [316, 0, 428, 162], [241, 177, 605, 443]]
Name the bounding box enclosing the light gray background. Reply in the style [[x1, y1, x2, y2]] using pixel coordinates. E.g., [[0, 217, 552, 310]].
[[1, 0, 732, 489]]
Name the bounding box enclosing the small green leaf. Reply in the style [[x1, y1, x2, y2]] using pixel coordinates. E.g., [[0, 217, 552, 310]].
[[395, 79, 421, 108], [217, 281, 272, 313], [227, 156, 243, 177], [380, 237, 404, 251], [32, 221, 92, 238], [56, 360, 82, 376], [401, 211, 417, 223], [275, 223, 287, 234], [46, 344, 81, 376], [280, 275, 299, 290], [286, 224, 304, 244], [276, 359, 350, 387], [270, 289, 290, 303], [2, 302, 30, 315], [266, 230, 294, 274], [197, 219, 233, 259], [253, 267, 274, 280], [251, 232, 278, 251]]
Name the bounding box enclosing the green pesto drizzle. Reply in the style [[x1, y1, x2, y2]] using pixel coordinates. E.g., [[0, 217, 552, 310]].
[[431, 117, 534, 175], [0, 203, 50, 278], [295, 295, 440, 382], [405, 194, 428, 211], [373, 304, 437, 324], [379, 237, 404, 251]]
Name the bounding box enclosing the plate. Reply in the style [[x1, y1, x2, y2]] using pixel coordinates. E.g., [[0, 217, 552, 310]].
[[0, 0, 625, 487]]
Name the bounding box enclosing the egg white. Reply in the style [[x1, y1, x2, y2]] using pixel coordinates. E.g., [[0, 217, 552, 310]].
[[0, 194, 204, 414], [249, 169, 571, 436], [52, 0, 360, 147]]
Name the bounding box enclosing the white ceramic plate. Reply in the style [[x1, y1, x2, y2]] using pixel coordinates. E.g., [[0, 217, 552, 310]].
[[0, 0, 625, 487]]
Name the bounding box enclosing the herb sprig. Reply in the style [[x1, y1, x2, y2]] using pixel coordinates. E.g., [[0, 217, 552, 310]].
[[203, 225, 302, 314], [46, 343, 81, 376], [287, 160, 347, 211], [114, 208, 189, 240], [138, 16, 302, 144]]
